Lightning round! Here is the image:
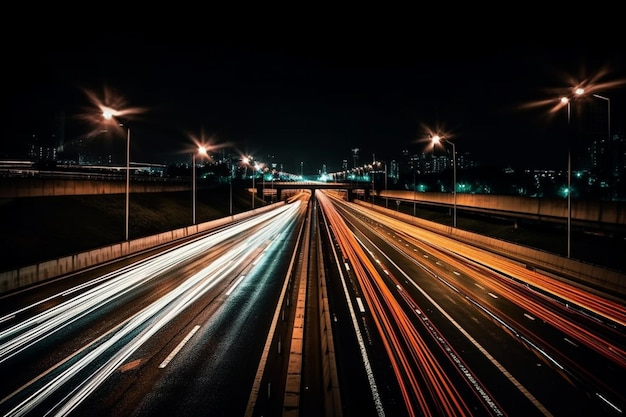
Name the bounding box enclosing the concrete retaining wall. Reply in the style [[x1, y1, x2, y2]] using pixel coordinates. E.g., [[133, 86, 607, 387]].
[[0, 177, 191, 198], [381, 190, 626, 228]]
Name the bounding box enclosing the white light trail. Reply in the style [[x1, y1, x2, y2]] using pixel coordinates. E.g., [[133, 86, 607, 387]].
[[0, 203, 298, 363], [1, 202, 302, 417]]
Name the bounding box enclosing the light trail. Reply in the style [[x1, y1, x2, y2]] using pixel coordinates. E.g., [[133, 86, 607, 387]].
[[318, 198, 386, 417], [318, 191, 493, 416], [337, 195, 625, 414], [360, 203, 626, 330], [378, 219, 626, 409], [0, 203, 297, 363], [348, 215, 508, 416], [1, 202, 302, 417]]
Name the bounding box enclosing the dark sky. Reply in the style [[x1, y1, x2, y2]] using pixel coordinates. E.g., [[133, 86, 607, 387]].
[[4, 16, 626, 175]]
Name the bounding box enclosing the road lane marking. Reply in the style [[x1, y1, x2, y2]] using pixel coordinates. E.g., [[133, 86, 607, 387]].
[[226, 275, 246, 295], [356, 297, 366, 313], [159, 325, 200, 369], [370, 241, 553, 416]]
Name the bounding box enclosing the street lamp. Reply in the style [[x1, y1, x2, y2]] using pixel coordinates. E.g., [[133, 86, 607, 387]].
[[243, 156, 255, 209], [230, 164, 234, 217], [431, 134, 457, 228], [271, 168, 275, 203], [102, 109, 130, 241], [192, 146, 208, 225], [560, 96, 573, 258], [370, 163, 375, 207], [384, 163, 388, 209], [260, 165, 267, 203], [560, 88, 611, 257], [413, 159, 416, 217], [560, 87, 585, 258]]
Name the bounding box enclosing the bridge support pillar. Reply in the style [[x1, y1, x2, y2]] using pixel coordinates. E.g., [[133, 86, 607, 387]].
[[347, 189, 354, 202]]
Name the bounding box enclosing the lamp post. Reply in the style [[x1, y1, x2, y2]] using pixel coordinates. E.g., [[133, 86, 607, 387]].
[[370, 163, 375, 207], [102, 110, 130, 241], [252, 164, 257, 209], [384, 163, 388, 209], [413, 161, 416, 217], [243, 156, 255, 209], [262, 166, 266, 203], [561, 97, 572, 258], [560, 88, 610, 257], [124, 125, 130, 240], [192, 146, 208, 225], [431, 134, 457, 228], [230, 164, 234, 217], [561, 87, 585, 258]]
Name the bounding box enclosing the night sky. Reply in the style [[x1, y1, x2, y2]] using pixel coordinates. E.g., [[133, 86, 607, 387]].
[[4, 15, 626, 175]]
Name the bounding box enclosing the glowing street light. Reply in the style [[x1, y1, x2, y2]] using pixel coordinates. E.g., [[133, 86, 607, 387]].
[[192, 146, 208, 225], [431, 134, 457, 228], [102, 108, 131, 241]]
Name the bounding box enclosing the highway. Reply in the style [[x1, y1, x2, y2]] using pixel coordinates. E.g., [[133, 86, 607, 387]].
[[0, 190, 624, 416], [318, 190, 625, 416], [0, 199, 308, 417]]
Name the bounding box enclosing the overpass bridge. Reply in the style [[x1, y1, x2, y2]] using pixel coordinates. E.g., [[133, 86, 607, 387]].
[[254, 181, 370, 201], [377, 189, 626, 233], [257, 182, 626, 233], [2, 176, 624, 233]]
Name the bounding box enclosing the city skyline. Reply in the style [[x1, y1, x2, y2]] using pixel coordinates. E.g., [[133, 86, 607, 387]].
[[3, 27, 626, 175], [6, 109, 625, 185]]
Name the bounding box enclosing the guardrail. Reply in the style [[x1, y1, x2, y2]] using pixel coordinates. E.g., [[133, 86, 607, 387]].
[[0, 202, 283, 295], [379, 190, 626, 230], [356, 200, 626, 300]]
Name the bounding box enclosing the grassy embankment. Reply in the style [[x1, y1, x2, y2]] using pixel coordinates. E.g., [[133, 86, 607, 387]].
[[0, 185, 260, 272]]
